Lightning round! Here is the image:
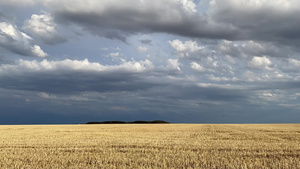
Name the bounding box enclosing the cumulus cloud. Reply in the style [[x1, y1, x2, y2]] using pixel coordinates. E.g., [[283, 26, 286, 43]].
[[169, 39, 203, 52], [137, 46, 148, 53], [190, 62, 205, 72], [0, 59, 155, 94], [217, 40, 291, 59], [31, 45, 48, 58], [169, 39, 239, 75], [169, 39, 295, 76], [168, 38, 297, 85], [0, 22, 48, 57], [169, 39, 203, 58], [0, 58, 154, 73], [107, 52, 126, 63], [23, 13, 67, 45], [289, 58, 300, 67], [248, 56, 273, 70]]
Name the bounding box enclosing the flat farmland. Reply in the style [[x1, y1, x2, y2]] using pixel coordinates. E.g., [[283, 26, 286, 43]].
[[0, 124, 299, 168]]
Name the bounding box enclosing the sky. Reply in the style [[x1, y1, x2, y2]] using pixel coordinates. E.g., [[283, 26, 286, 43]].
[[0, 0, 300, 124]]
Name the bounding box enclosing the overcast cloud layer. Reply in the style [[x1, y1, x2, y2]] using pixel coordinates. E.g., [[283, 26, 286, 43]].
[[0, 0, 299, 124]]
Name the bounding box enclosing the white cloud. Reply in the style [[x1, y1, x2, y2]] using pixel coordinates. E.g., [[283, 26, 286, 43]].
[[0, 22, 48, 58], [0, 23, 29, 40], [257, 91, 276, 102], [167, 59, 181, 72], [289, 58, 300, 67], [225, 55, 235, 63], [196, 83, 236, 90], [39, 92, 57, 99], [208, 75, 238, 82], [190, 62, 204, 72], [23, 13, 55, 36], [179, 0, 197, 13], [0, 59, 154, 74], [242, 70, 291, 82], [242, 41, 265, 54], [169, 39, 204, 58], [137, 46, 148, 53], [169, 39, 202, 53], [107, 52, 126, 63], [23, 13, 66, 45], [243, 71, 264, 82], [279, 58, 300, 73], [255, 90, 286, 102], [217, 40, 288, 59], [279, 103, 300, 109], [248, 56, 272, 70], [109, 52, 120, 57], [38, 92, 93, 102], [31, 45, 48, 58], [169, 39, 287, 65], [290, 93, 300, 100]]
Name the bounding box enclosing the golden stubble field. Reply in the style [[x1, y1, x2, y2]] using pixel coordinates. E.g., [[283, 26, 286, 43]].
[[0, 124, 299, 168]]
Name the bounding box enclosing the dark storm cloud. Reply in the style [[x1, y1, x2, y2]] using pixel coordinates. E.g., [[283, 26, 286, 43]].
[[0, 54, 14, 65], [0, 10, 14, 23], [2, 0, 300, 44], [44, 0, 236, 41], [144, 84, 247, 103], [0, 71, 159, 94], [139, 39, 152, 45], [40, 0, 300, 45], [0, 58, 299, 123], [209, 0, 300, 44], [0, 55, 5, 64], [0, 11, 4, 18]]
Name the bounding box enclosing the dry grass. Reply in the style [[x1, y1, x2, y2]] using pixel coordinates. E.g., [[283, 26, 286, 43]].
[[0, 124, 299, 168]]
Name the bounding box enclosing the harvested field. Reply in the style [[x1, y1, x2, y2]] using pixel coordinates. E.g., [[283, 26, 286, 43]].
[[0, 124, 299, 168]]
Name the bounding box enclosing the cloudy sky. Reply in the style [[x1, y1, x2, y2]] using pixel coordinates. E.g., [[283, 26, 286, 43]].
[[0, 0, 300, 124]]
